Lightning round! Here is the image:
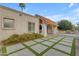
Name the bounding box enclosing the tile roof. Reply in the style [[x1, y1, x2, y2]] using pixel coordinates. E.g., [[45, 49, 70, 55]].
[[35, 15, 58, 27]]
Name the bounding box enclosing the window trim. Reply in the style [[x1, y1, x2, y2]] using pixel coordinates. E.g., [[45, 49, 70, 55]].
[[28, 22, 35, 33], [2, 17, 15, 30]]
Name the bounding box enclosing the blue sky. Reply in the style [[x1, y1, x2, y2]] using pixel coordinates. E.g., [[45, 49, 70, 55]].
[[0, 3, 79, 25]]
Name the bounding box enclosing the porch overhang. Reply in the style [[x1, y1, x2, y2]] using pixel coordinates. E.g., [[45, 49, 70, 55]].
[[35, 14, 58, 36]]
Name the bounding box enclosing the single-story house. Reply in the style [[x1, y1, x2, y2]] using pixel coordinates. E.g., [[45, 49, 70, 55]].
[[0, 5, 58, 41]]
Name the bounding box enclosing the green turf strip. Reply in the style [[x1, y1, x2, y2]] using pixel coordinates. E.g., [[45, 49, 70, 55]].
[[70, 38, 76, 56], [39, 37, 65, 56], [1, 46, 7, 56]]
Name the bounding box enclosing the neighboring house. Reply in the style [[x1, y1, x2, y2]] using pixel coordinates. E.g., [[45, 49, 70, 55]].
[[0, 5, 58, 41]]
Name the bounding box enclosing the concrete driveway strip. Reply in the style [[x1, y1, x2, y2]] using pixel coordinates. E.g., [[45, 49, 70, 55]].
[[76, 39, 79, 56]]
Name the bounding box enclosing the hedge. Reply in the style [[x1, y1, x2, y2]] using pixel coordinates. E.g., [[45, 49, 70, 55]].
[[1, 33, 44, 46]]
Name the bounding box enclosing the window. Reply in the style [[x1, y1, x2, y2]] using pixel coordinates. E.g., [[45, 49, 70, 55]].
[[39, 25, 42, 33], [3, 17, 14, 29], [28, 22, 35, 32]]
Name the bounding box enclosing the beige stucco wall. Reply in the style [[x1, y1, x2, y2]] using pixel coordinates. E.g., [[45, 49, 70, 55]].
[[0, 7, 39, 41]]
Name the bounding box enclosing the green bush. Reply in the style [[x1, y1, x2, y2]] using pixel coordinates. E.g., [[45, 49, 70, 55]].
[[33, 33, 44, 39], [2, 34, 19, 46], [2, 33, 44, 46]]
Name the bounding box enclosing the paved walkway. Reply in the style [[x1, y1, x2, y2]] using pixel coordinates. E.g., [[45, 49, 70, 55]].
[[0, 35, 75, 56]]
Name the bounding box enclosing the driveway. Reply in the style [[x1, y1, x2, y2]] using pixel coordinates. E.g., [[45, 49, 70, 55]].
[[0, 35, 76, 56], [76, 39, 79, 56]]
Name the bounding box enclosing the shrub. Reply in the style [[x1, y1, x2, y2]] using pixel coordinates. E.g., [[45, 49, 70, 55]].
[[2, 33, 44, 46], [33, 33, 44, 39], [2, 34, 19, 46], [58, 20, 73, 30]]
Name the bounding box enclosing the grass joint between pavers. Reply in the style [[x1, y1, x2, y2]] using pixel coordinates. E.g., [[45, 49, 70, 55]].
[[70, 37, 76, 56], [53, 48, 70, 55], [1, 35, 75, 56], [1, 46, 7, 56], [8, 35, 59, 56], [7, 47, 26, 55], [38, 37, 65, 56]]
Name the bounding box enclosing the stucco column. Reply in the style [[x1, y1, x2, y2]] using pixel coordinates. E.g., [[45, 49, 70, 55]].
[[53, 27, 58, 34], [52, 26, 54, 34], [41, 24, 47, 37]]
